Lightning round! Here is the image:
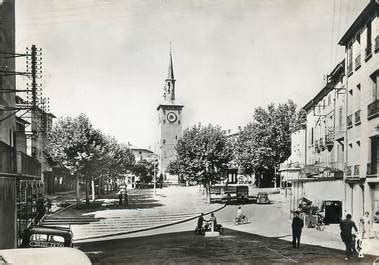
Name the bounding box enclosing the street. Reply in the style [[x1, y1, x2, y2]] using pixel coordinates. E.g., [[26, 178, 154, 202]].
[[78, 229, 375, 264]]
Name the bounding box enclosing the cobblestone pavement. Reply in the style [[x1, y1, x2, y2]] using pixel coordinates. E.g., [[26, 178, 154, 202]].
[[78, 229, 376, 264], [42, 187, 221, 241]]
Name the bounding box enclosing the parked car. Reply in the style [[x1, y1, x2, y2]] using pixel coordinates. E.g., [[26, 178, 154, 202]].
[[0, 248, 91, 265], [256, 192, 270, 204], [20, 226, 73, 248], [374, 211, 379, 223]]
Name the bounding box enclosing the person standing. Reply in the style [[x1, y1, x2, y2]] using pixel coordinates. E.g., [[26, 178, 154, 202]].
[[196, 213, 205, 234], [340, 214, 358, 260], [292, 211, 304, 248], [363, 211, 371, 239]]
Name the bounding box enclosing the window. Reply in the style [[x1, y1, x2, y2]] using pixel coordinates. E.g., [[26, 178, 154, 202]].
[[328, 94, 331, 106], [311, 128, 314, 144], [367, 21, 372, 50], [323, 99, 326, 109], [178, 120, 181, 125], [357, 84, 361, 91], [347, 43, 353, 73], [162, 139, 166, 144], [339, 107, 343, 127]]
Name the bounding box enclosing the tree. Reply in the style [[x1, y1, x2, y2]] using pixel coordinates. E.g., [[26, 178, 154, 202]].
[[45, 114, 135, 205], [168, 124, 233, 200], [234, 100, 305, 187], [132, 159, 154, 184]]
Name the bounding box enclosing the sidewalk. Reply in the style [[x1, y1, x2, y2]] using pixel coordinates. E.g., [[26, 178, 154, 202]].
[[221, 193, 379, 256]]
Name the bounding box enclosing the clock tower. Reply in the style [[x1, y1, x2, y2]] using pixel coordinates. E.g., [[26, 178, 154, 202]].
[[157, 48, 183, 183]]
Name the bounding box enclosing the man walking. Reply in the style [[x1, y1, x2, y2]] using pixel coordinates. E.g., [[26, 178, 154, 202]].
[[292, 211, 304, 248], [340, 214, 358, 260]]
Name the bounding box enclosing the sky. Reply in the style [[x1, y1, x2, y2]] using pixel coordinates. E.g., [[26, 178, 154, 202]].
[[14, 0, 368, 149]]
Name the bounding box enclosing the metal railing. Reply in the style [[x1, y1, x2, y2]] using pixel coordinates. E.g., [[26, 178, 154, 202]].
[[0, 141, 17, 174], [325, 127, 334, 147], [368, 99, 379, 120], [355, 54, 361, 70], [355, 110, 361, 125], [17, 152, 41, 177], [347, 114, 353, 129]]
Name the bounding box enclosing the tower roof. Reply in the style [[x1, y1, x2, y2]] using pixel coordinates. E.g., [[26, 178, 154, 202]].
[[167, 46, 175, 80]]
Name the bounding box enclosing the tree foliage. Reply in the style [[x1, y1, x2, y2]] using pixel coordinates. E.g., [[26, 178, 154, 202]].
[[234, 100, 305, 187], [168, 124, 233, 187], [45, 113, 135, 204], [132, 159, 155, 183]]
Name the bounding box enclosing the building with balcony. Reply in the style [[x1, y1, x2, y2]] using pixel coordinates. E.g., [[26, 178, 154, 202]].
[[338, 0, 379, 223], [285, 61, 346, 218]]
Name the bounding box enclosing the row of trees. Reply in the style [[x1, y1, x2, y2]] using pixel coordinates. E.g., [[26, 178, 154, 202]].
[[45, 114, 154, 205], [168, 100, 306, 193]]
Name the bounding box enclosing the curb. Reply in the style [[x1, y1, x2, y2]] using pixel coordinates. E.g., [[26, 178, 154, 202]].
[[74, 204, 227, 243], [46, 203, 75, 218]]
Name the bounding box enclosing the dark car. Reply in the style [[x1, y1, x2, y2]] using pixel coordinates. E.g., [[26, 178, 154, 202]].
[[21, 226, 73, 248], [256, 192, 270, 204], [236, 186, 249, 203]]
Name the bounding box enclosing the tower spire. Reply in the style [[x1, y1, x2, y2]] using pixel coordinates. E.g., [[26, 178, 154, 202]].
[[167, 42, 174, 80]]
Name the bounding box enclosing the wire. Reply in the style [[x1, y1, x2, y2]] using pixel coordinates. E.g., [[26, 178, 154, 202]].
[[16, 1, 232, 27]]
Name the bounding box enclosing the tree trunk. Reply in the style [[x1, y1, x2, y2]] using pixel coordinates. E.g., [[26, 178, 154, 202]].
[[75, 174, 80, 206], [91, 178, 95, 202], [85, 180, 89, 205]]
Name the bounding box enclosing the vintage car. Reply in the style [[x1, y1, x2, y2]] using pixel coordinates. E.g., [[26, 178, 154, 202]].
[[256, 192, 270, 204], [20, 226, 73, 248], [0, 248, 91, 265], [236, 186, 249, 203]]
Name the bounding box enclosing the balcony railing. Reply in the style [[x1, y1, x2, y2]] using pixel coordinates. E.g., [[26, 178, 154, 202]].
[[346, 166, 352, 176], [354, 165, 360, 176], [17, 152, 41, 177], [325, 127, 334, 148], [367, 162, 379, 176], [0, 141, 17, 174], [355, 54, 361, 70], [368, 100, 379, 120], [347, 114, 353, 129], [355, 110, 361, 125]]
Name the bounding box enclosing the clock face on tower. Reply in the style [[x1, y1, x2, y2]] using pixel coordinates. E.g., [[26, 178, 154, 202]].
[[167, 112, 177, 123]]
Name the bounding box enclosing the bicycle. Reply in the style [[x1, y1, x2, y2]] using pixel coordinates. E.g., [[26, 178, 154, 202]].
[[234, 215, 248, 225], [315, 214, 325, 231]]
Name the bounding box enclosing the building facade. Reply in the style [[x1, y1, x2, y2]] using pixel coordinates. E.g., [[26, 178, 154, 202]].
[[284, 61, 346, 220], [338, 0, 379, 222], [157, 49, 183, 183]]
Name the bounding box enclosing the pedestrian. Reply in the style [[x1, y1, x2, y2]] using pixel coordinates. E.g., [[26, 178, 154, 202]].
[[210, 213, 217, 232], [363, 211, 371, 239], [340, 214, 358, 261], [119, 192, 123, 206], [291, 211, 304, 248], [196, 213, 205, 234], [124, 192, 128, 206]]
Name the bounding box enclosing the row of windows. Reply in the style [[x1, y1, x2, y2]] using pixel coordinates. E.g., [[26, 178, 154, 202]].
[[347, 19, 375, 74], [162, 136, 178, 144]]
